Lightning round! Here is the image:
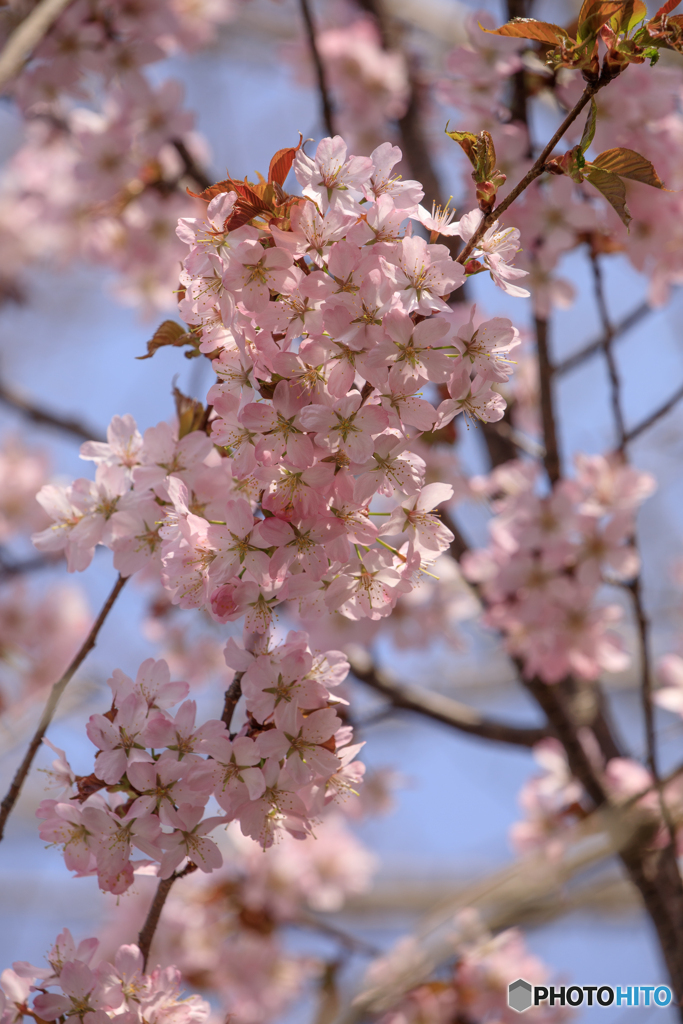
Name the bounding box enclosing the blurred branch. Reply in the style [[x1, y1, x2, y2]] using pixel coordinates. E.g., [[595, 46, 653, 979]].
[[0, 573, 126, 842], [534, 316, 561, 485], [331, 801, 659, 1024], [0, 549, 59, 580], [138, 861, 198, 970], [554, 300, 651, 377], [591, 252, 627, 450], [295, 912, 382, 957], [0, 0, 74, 92], [348, 652, 548, 748], [624, 382, 683, 444], [589, 255, 683, 993], [171, 139, 213, 192], [0, 378, 104, 443], [298, 0, 336, 137]]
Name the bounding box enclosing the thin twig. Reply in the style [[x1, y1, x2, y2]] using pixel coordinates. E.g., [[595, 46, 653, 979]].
[[590, 252, 627, 449], [555, 300, 651, 377], [0, 379, 104, 443], [534, 316, 561, 484], [624, 382, 683, 444], [0, 574, 127, 842], [456, 83, 600, 266], [0, 0, 74, 91], [298, 0, 335, 137], [590, 255, 673, 840], [138, 862, 198, 970], [349, 655, 548, 748]]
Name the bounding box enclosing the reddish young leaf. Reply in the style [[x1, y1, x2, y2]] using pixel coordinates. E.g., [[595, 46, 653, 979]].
[[654, 0, 681, 19], [479, 18, 571, 44], [185, 177, 239, 202], [592, 147, 665, 188], [268, 135, 303, 186]]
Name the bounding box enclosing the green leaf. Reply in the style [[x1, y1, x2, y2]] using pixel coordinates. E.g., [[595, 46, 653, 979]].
[[478, 18, 571, 44], [444, 127, 478, 167], [585, 166, 631, 226], [137, 321, 199, 361], [592, 147, 665, 187], [580, 98, 598, 154]]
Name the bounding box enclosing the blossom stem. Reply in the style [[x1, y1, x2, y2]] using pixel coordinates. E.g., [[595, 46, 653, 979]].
[[298, 0, 336, 138], [456, 83, 601, 266], [0, 573, 127, 842], [138, 861, 198, 970]]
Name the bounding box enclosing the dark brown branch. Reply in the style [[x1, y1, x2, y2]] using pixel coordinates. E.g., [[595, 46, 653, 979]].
[[349, 656, 548, 748], [554, 300, 651, 377], [456, 83, 600, 266], [298, 0, 335, 138], [0, 573, 127, 841], [624, 382, 683, 444], [0, 549, 59, 580], [0, 379, 104, 443], [221, 673, 243, 730], [171, 139, 213, 192], [534, 316, 561, 485], [138, 862, 198, 970]]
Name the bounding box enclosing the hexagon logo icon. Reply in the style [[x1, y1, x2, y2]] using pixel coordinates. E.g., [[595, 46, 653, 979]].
[[508, 979, 533, 1013]]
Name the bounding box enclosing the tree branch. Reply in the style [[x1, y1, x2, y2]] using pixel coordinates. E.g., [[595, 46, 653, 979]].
[[348, 655, 548, 748], [554, 300, 651, 377], [171, 139, 213, 193], [138, 862, 198, 971], [298, 0, 336, 138], [0, 0, 74, 91], [0, 378, 104, 443], [456, 83, 600, 266], [0, 573, 127, 842], [624, 382, 683, 444], [590, 252, 627, 449], [534, 316, 561, 485]]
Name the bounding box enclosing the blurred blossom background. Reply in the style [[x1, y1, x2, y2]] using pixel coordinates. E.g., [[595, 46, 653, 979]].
[[2, 0, 683, 1021]]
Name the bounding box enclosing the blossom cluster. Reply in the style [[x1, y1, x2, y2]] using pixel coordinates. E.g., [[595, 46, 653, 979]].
[[0, 929, 208, 1024], [32, 138, 527, 640], [463, 455, 655, 684], [37, 639, 364, 890]]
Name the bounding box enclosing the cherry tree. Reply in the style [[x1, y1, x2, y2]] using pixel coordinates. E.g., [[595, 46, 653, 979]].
[[1, 0, 683, 1022]]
